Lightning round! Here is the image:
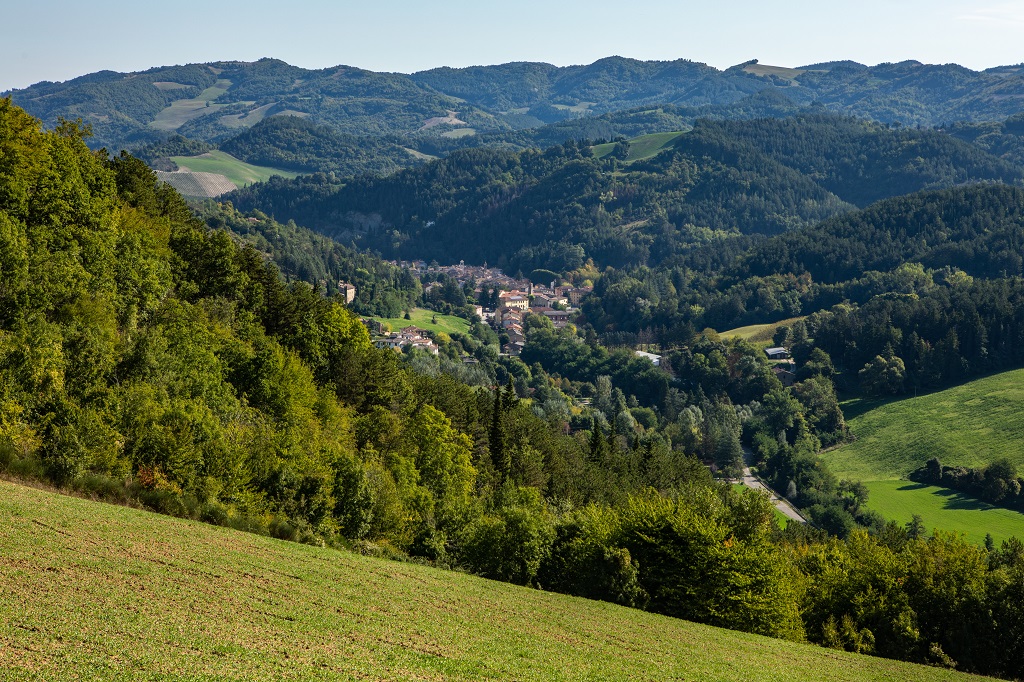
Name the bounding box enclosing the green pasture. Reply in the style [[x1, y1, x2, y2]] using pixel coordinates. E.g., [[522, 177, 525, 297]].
[[149, 79, 234, 131], [825, 369, 1024, 481], [0, 481, 993, 682], [169, 150, 299, 187], [369, 307, 471, 337], [821, 368, 1024, 545], [864, 480, 1024, 545], [592, 131, 687, 162], [720, 316, 806, 343]]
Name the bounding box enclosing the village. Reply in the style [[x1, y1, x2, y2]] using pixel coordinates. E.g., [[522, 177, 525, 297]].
[[345, 260, 595, 358]]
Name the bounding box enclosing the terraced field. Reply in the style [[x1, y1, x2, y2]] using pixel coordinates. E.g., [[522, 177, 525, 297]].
[[0, 481, 994, 682]]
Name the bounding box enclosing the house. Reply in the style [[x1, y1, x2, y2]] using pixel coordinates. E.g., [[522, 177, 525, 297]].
[[498, 290, 530, 310], [566, 286, 593, 307], [338, 282, 357, 304], [772, 364, 797, 387], [764, 347, 791, 360], [542, 309, 571, 329], [375, 336, 405, 351], [634, 350, 662, 367]]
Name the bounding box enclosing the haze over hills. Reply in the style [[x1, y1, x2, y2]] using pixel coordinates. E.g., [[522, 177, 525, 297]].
[[7, 55, 1024, 153]]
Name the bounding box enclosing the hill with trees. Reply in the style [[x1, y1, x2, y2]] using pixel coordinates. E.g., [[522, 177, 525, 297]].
[[225, 113, 1022, 277], [10, 90, 1024, 679], [8, 56, 1024, 155]]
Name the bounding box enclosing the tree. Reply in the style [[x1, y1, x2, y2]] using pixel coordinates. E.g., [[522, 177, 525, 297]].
[[859, 350, 906, 395]]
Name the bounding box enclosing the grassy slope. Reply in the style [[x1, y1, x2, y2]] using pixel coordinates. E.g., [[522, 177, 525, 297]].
[[0, 481, 992, 682], [170, 150, 299, 187], [720, 316, 806, 343], [591, 131, 687, 162], [825, 369, 1024, 481], [149, 79, 234, 131], [370, 307, 471, 336], [822, 369, 1024, 544]]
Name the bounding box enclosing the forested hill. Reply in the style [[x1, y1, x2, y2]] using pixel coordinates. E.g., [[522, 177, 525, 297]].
[[8, 56, 1024, 152], [732, 184, 1024, 283], [226, 113, 1023, 275]]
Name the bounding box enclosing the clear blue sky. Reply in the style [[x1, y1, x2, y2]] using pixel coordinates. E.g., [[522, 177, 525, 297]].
[[2, 0, 1023, 91]]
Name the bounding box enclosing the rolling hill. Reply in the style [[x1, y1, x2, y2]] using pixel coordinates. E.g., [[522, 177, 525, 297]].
[[0, 480, 994, 682], [9, 56, 1024, 154], [821, 369, 1024, 544]]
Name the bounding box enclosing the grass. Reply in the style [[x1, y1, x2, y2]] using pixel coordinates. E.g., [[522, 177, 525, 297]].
[[864, 480, 1024, 545], [742, 64, 806, 80], [825, 368, 1024, 481], [0, 480, 994, 681], [218, 102, 276, 129], [720, 316, 806, 343], [820, 368, 1024, 544], [591, 131, 687, 162], [441, 128, 476, 138], [370, 307, 471, 336], [169, 150, 299, 188], [149, 79, 233, 131]]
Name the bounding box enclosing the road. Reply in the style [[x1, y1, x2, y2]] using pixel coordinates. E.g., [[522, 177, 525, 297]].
[[738, 448, 806, 524]]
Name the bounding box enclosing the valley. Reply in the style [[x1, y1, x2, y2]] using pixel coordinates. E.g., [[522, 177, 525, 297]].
[[6, 40, 1024, 680]]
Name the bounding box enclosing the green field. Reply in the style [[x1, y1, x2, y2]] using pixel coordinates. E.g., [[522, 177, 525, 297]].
[[592, 131, 687, 162], [864, 480, 1024, 545], [822, 368, 1024, 544], [169, 150, 299, 187], [370, 307, 471, 336], [825, 369, 1024, 481], [720, 316, 806, 343], [441, 127, 477, 138], [149, 79, 234, 131], [0, 481, 992, 681]]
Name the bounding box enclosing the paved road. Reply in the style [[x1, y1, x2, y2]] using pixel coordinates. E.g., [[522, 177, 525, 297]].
[[738, 448, 806, 524]]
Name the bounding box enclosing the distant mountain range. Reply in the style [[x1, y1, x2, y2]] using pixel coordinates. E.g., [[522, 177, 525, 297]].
[[6, 56, 1024, 153]]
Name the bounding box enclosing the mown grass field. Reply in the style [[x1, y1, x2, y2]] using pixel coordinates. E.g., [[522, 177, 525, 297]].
[[825, 369, 1024, 481], [864, 480, 1024, 545], [720, 316, 806, 343], [822, 368, 1024, 544], [0, 481, 994, 681], [370, 307, 471, 336], [169, 150, 299, 187], [591, 131, 687, 162]]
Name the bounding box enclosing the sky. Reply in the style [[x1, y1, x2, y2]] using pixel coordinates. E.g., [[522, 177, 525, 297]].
[[2, 0, 1023, 91]]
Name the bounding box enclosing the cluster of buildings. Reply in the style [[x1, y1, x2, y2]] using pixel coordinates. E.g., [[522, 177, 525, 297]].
[[367, 324, 439, 355], [366, 260, 597, 357], [490, 284, 589, 355]]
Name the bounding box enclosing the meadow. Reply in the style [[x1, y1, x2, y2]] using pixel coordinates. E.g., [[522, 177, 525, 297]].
[[149, 79, 235, 131], [169, 150, 299, 187], [822, 369, 1024, 544], [825, 369, 1024, 481], [720, 316, 806, 343], [591, 131, 687, 162], [369, 307, 471, 336], [0, 481, 995, 682]]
